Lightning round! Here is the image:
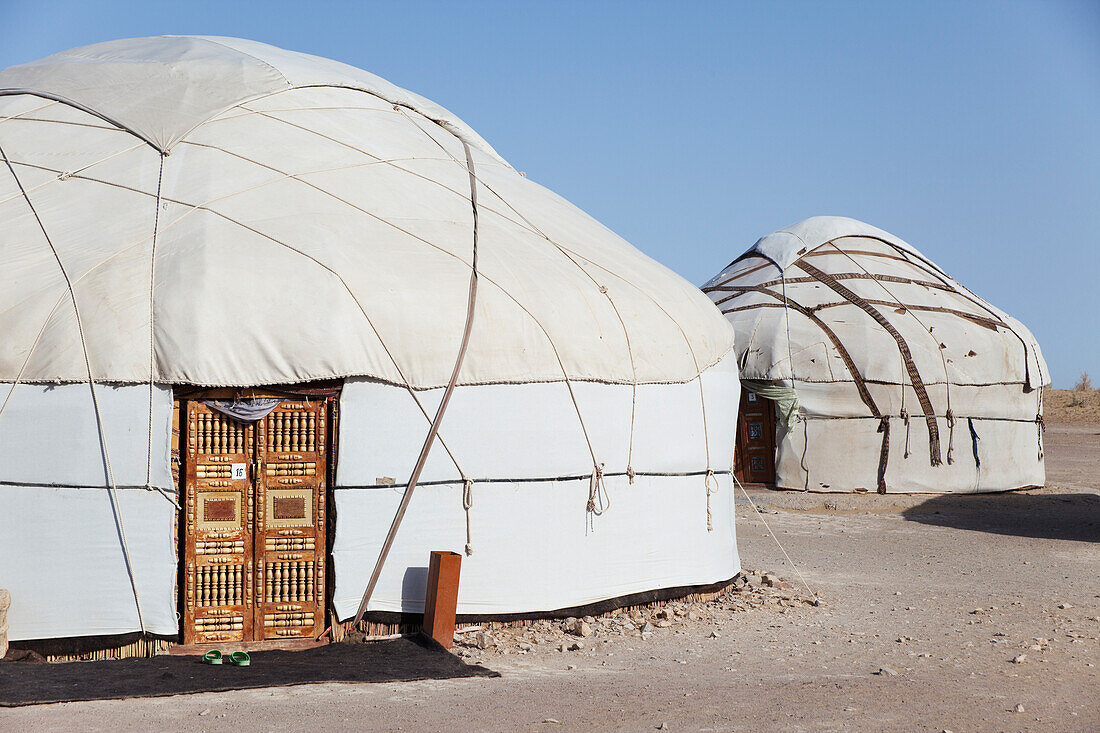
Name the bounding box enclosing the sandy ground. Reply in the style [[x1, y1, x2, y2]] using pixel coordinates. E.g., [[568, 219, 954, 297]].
[[2, 424, 1097, 732], [1045, 388, 1100, 425]]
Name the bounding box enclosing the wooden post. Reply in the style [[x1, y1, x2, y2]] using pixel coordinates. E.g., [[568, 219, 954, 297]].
[[422, 551, 461, 649]]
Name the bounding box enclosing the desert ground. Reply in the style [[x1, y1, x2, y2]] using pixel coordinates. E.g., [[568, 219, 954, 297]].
[[2, 395, 1097, 732]]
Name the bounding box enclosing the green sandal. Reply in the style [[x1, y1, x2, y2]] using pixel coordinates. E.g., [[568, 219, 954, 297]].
[[201, 649, 223, 665], [229, 651, 250, 667]]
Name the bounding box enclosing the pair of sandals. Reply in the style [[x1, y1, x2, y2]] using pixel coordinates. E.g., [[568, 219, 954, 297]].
[[201, 650, 250, 666]]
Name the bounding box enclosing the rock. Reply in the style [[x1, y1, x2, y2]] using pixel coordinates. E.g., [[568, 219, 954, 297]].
[[709, 631, 721, 638], [543, 718, 561, 724], [762, 573, 781, 587], [732, 574, 747, 590], [640, 622, 655, 633], [687, 610, 702, 621], [657, 723, 669, 730], [475, 631, 494, 649], [583, 616, 595, 624], [566, 664, 576, 670], [571, 620, 594, 638], [874, 667, 898, 676], [1058, 603, 1072, 610], [199, 709, 211, 716], [654, 608, 672, 620], [656, 620, 672, 628], [568, 641, 584, 651], [518, 642, 534, 652], [1012, 654, 1027, 664], [1013, 704, 1025, 713]]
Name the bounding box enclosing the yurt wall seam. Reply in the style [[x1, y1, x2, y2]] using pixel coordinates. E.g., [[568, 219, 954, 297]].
[[0, 142, 148, 633]]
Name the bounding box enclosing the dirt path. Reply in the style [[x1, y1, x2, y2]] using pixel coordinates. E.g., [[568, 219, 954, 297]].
[[2, 425, 1097, 732]]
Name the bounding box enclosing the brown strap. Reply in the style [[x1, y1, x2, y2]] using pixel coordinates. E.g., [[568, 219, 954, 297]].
[[794, 260, 942, 466], [717, 284, 881, 419], [876, 416, 890, 494], [351, 140, 481, 626], [706, 272, 958, 296]]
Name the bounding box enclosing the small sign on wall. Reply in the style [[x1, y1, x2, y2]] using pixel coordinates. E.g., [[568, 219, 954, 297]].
[[232, 463, 247, 480]]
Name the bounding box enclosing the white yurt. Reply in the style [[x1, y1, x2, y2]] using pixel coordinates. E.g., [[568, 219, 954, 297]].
[[0, 36, 740, 654], [703, 216, 1047, 494]]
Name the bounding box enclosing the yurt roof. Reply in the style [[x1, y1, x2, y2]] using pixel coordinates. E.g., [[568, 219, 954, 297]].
[[703, 217, 1047, 390], [0, 35, 505, 160], [738, 215, 945, 274], [0, 37, 733, 388]]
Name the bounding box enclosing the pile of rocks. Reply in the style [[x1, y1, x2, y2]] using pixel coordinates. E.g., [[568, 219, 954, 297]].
[[451, 569, 817, 662]]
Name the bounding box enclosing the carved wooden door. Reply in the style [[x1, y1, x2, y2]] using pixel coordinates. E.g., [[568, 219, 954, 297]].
[[733, 388, 777, 486], [182, 399, 327, 645]]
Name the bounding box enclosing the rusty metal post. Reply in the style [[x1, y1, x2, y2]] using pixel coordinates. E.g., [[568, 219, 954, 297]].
[[422, 551, 462, 648]]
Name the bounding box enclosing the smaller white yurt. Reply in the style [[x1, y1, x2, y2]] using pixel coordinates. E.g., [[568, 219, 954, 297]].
[[703, 216, 1047, 494]]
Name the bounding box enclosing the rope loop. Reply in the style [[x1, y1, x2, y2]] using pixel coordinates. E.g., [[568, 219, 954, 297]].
[[462, 478, 474, 556], [945, 409, 956, 465], [900, 408, 911, 459], [704, 469, 717, 532], [1035, 413, 1044, 461], [586, 463, 609, 532]]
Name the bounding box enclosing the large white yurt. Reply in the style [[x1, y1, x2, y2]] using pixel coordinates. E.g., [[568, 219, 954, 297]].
[[0, 36, 740, 652], [703, 216, 1046, 494]]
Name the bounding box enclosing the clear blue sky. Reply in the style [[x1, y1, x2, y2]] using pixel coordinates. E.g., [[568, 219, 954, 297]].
[[2, 1, 1097, 387]]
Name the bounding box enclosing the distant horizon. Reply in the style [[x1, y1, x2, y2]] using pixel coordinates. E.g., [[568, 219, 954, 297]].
[[2, 1, 1096, 387]]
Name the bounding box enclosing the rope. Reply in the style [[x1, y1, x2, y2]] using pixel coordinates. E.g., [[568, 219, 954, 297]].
[[733, 477, 818, 604], [351, 140, 481, 626], [704, 469, 717, 532], [1036, 385, 1045, 461], [145, 153, 166, 496], [1, 143, 147, 634], [462, 478, 474, 556]]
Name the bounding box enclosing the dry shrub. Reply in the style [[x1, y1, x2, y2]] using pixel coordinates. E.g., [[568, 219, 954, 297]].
[[1070, 372, 1092, 407]]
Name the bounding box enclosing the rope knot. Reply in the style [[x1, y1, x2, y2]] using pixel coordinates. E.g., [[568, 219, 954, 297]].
[[626, 465, 635, 484], [587, 463, 607, 517]]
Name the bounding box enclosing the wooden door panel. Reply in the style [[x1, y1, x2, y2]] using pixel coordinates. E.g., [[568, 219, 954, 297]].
[[182, 404, 255, 645], [255, 402, 326, 640], [734, 389, 777, 485]]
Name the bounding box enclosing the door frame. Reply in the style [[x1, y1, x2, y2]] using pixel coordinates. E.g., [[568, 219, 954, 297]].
[[174, 383, 341, 646]]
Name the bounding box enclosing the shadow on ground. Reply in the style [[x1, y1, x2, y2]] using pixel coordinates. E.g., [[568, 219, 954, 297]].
[[0, 636, 497, 707], [902, 492, 1100, 542]]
